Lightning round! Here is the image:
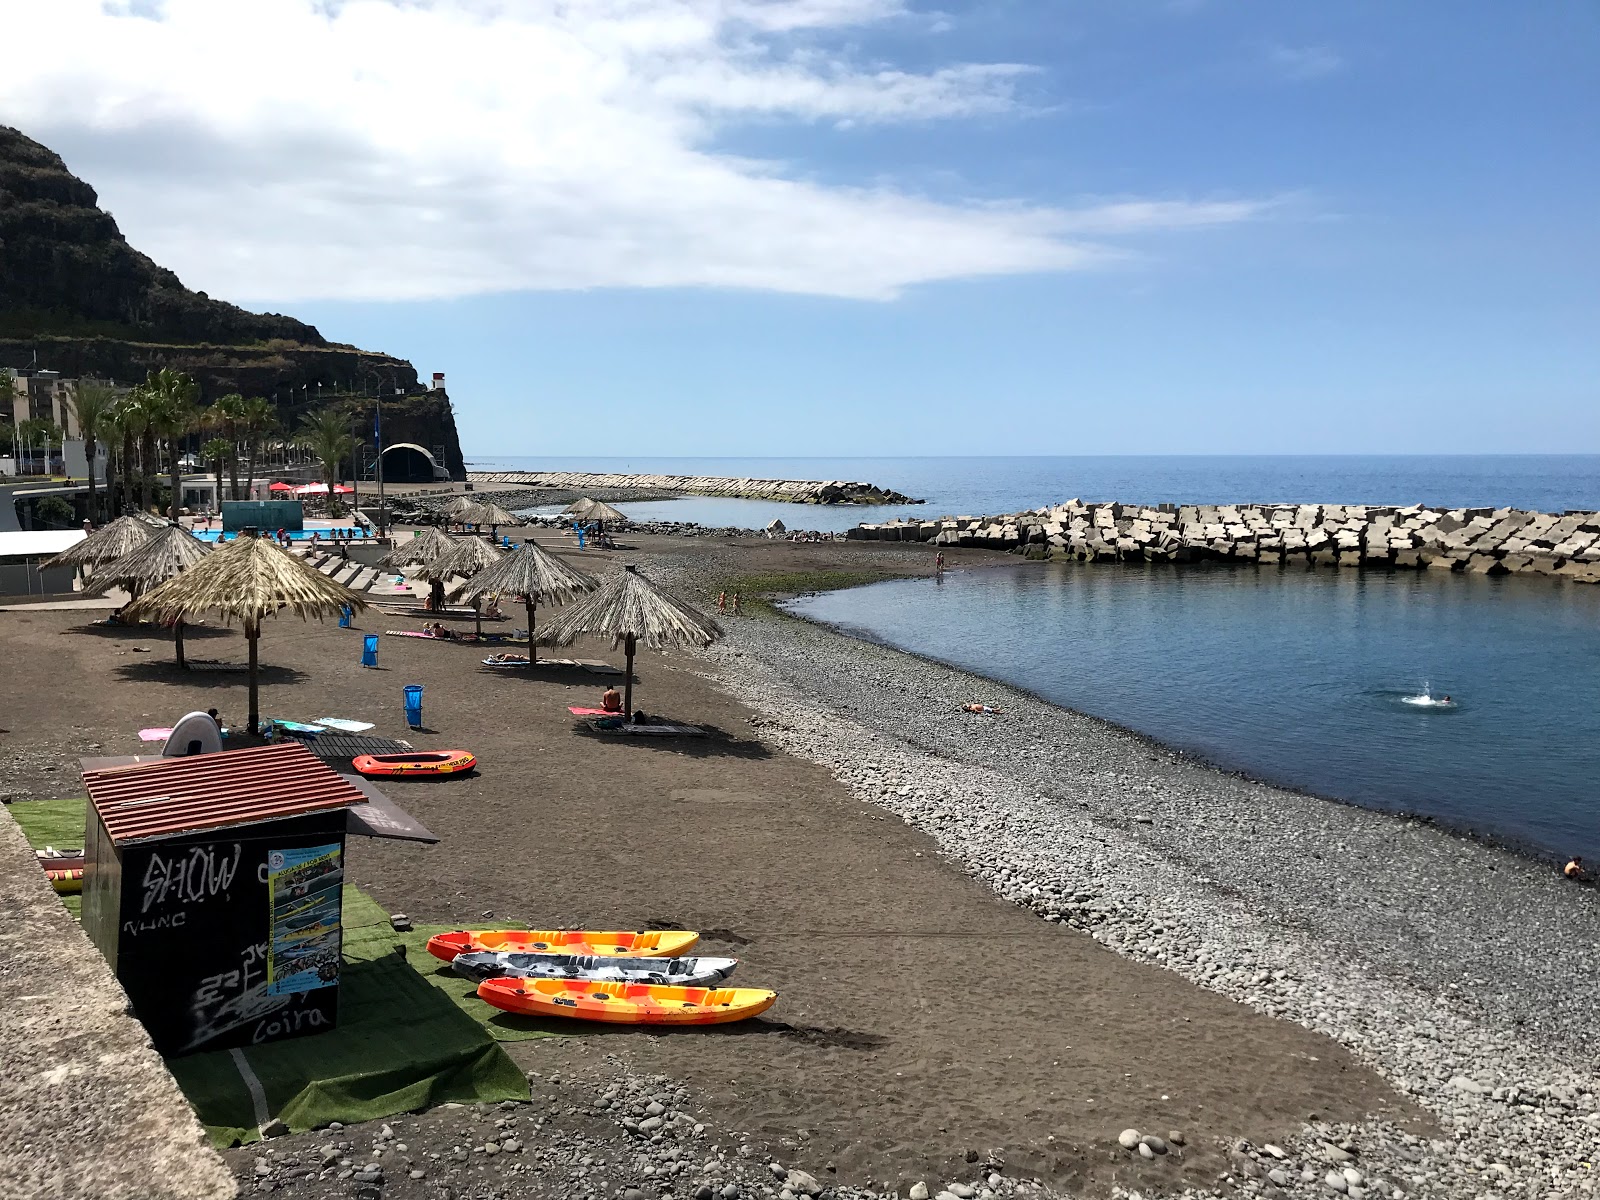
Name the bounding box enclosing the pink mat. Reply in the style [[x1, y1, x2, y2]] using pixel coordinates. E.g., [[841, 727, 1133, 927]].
[[138, 727, 174, 742], [568, 706, 623, 717]]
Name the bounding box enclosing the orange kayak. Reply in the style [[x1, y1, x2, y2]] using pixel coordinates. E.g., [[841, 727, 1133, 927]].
[[426, 928, 700, 962], [477, 978, 777, 1025], [352, 749, 476, 778]]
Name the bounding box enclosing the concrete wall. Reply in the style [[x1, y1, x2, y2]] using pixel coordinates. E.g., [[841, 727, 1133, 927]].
[[0, 806, 237, 1200], [848, 500, 1600, 584]]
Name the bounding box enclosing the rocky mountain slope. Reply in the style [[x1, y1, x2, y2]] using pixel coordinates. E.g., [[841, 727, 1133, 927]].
[[0, 125, 463, 477]]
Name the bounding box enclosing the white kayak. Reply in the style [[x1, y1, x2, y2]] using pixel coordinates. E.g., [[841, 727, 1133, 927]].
[[449, 951, 739, 987]]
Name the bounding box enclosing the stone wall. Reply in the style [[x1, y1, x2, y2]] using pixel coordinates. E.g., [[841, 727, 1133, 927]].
[[847, 500, 1600, 583], [467, 470, 919, 506]]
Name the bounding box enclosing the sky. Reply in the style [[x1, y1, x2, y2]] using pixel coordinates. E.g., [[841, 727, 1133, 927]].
[[2, 0, 1597, 457]]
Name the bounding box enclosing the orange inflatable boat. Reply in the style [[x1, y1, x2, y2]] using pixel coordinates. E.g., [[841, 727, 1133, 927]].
[[351, 749, 476, 778], [426, 928, 700, 962], [477, 978, 777, 1025]]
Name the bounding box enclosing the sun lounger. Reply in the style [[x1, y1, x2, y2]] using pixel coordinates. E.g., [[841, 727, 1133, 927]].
[[186, 660, 249, 673], [590, 720, 706, 737]]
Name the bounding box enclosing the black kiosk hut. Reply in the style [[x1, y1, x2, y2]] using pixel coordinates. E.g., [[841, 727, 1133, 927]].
[[82, 742, 373, 1057]]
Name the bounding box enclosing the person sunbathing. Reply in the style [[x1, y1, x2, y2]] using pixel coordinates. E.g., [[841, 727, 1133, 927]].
[[962, 702, 1002, 714], [425, 621, 457, 640], [601, 686, 623, 713], [486, 653, 528, 665]]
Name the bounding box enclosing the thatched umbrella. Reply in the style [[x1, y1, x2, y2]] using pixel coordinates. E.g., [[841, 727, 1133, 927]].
[[121, 533, 367, 733], [579, 500, 627, 524], [39, 514, 155, 571], [535, 564, 722, 713], [466, 500, 523, 537], [379, 526, 457, 570], [563, 498, 597, 517], [452, 541, 593, 662], [428, 537, 503, 636], [443, 495, 480, 521], [83, 525, 212, 667]]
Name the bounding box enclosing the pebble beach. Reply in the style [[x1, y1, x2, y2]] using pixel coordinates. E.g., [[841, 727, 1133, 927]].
[[638, 545, 1600, 1200]]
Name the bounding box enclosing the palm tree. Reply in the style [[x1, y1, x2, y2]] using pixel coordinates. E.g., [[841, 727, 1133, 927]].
[[201, 437, 232, 515], [205, 393, 246, 500], [140, 368, 201, 520], [69, 381, 118, 521], [296, 409, 355, 515], [240, 396, 276, 499], [111, 389, 147, 514]]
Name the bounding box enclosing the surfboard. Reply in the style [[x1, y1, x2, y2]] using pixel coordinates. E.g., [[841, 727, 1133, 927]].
[[426, 929, 700, 962], [449, 951, 738, 987], [476, 978, 776, 1025]]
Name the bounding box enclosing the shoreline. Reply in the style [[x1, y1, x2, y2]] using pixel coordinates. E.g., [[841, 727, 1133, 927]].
[[637, 541, 1599, 1197], [773, 579, 1576, 874]]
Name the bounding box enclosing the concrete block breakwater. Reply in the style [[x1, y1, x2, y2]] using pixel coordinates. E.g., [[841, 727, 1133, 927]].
[[847, 500, 1600, 582], [467, 470, 920, 506]]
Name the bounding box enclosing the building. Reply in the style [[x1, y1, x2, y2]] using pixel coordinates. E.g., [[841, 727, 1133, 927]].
[[4, 369, 120, 478]]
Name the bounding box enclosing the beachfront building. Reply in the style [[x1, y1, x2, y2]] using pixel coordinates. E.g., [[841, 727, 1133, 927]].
[[3, 368, 118, 479]]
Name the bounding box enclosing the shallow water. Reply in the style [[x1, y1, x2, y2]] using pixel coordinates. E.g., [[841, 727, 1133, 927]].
[[785, 563, 1600, 861], [484, 454, 1600, 532]]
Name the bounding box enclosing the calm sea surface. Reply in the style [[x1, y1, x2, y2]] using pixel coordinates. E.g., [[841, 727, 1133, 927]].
[[478, 454, 1600, 532], [480, 454, 1600, 858], [786, 564, 1600, 862]]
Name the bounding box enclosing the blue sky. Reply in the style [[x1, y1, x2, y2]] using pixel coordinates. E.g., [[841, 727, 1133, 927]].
[[7, 1, 1597, 456]]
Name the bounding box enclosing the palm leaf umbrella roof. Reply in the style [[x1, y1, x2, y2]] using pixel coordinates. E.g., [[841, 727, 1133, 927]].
[[83, 525, 211, 596], [120, 533, 367, 733], [451, 541, 594, 605], [565, 498, 628, 523], [121, 533, 367, 626], [378, 526, 458, 569], [465, 500, 523, 527], [39, 515, 156, 570], [424, 535, 502, 582], [443, 495, 480, 518], [535, 564, 721, 651]]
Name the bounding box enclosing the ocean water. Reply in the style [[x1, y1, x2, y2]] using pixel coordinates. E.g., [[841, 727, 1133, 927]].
[[786, 563, 1600, 863], [475, 455, 1600, 532]]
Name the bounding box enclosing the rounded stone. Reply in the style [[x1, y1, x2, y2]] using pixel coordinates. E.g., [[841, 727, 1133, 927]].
[[1140, 1135, 1168, 1155], [1138, 1143, 1155, 1160], [1117, 1129, 1142, 1150]]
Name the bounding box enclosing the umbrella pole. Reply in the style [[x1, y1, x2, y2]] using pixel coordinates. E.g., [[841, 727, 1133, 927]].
[[527, 597, 537, 663], [247, 619, 260, 733], [624, 632, 636, 715], [474, 598, 482, 639], [175, 617, 186, 670]]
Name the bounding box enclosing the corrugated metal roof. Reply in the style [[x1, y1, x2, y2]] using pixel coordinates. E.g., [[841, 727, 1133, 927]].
[[84, 742, 368, 845]]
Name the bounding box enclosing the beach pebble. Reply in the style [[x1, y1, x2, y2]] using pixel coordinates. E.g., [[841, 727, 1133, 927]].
[[646, 1101, 666, 1116], [1167, 1130, 1185, 1146], [1117, 1129, 1142, 1150], [987, 1173, 1003, 1188], [909, 1182, 930, 1200], [1268, 1168, 1290, 1186], [625, 1189, 646, 1200], [947, 1184, 975, 1198], [1325, 1169, 1349, 1193], [1140, 1135, 1168, 1155], [721, 1187, 740, 1200], [1263, 1144, 1287, 1160], [1137, 1144, 1155, 1160], [785, 1171, 822, 1196], [695, 1186, 714, 1200]]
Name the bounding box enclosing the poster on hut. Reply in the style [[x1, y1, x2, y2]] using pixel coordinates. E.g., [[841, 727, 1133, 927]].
[[266, 844, 345, 995]]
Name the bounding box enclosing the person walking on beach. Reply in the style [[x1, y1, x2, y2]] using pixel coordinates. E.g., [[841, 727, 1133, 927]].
[[717, 591, 727, 613], [730, 593, 740, 616]]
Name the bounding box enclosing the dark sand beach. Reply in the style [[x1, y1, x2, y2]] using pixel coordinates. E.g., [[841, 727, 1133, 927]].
[[4, 531, 1594, 1198]]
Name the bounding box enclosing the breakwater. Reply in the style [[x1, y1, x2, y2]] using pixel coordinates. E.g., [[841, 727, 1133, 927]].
[[847, 500, 1600, 582], [466, 470, 919, 506]]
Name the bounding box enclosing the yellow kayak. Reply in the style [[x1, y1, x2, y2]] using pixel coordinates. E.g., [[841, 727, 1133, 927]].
[[426, 929, 699, 963], [477, 978, 777, 1025]]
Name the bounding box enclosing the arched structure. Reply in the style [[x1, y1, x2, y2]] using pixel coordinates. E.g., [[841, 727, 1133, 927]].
[[379, 443, 447, 483]]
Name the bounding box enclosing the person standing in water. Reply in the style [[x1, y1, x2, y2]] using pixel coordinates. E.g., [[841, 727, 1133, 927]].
[[935, 549, 946, 576]]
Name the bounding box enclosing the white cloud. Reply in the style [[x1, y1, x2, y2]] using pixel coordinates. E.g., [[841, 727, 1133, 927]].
[[2, 0, 1272, 303], [1265, 43, 1345, 82]]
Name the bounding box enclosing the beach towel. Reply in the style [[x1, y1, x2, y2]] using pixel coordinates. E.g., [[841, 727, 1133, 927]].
[[482, 657, 530, 668], [138, 727, 174, 742], [315, 718, 376, 733], [569, 706, 623, 717], [385, 630, 452, 640]]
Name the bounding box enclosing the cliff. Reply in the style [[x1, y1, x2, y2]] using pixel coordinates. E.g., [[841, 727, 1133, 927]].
[[0, 125, 463, 478]]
